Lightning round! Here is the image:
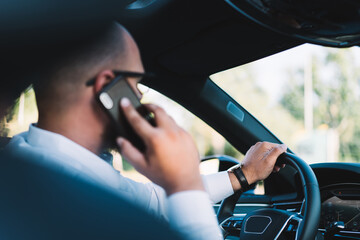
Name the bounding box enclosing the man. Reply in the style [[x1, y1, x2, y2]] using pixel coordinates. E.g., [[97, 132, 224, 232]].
[[4, 22, 286, 239]]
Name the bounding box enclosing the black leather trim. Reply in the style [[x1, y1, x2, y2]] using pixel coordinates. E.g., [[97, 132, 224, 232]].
[[278, 153, 321, 240]]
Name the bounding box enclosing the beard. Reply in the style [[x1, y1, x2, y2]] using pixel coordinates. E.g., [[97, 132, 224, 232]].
[[101, 119, 119, 152], [93, 99, 120, 153]]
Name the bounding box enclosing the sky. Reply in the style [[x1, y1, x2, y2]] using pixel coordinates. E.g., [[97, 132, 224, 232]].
[[247, 43, 360, 102]]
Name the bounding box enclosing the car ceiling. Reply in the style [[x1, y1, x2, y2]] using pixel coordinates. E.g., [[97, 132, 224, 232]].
[[0, 0, 302, 152], [119, 0, 300, 154], [121, 0, 304, 78], [0, 0, 303, 100]]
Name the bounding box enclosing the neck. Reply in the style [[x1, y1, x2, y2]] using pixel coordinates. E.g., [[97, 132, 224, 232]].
[[37, 108, 104, 155]]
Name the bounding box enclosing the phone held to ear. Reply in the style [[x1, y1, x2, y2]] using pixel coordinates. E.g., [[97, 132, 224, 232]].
[[97, 77, 155, 152]]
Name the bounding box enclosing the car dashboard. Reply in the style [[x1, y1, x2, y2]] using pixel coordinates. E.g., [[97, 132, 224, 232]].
[[314, 163, 360, 239], [217, 162, 360, 239], [319, 184, 360, 235]]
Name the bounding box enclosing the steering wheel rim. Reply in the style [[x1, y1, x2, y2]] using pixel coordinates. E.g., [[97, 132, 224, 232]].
[[217, 152, 321, 240]]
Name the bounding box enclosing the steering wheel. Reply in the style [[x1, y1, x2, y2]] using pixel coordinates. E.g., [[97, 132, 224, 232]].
[[217, 152, 321, 240]]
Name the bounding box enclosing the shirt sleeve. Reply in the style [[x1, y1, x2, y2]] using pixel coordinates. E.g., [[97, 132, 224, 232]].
[[202, 171, 234, 204], [139, 182, 168, 222], [145, 171, 235, 222], [167, 191, 223, 240]]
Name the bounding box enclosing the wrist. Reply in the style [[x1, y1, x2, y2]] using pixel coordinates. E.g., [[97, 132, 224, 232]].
[[239, 165, 257, 185], [228, 164, 256, 192], [228, 171, 241, 191]]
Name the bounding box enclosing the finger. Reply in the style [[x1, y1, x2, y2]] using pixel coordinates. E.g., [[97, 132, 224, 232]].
[[121, 98, 155, 139], [266, 144, 287, 162], [273, 165, 281, 172], [144, 104, 177, 128], [117, 137, 147, 171], [255, 142, 262, 147], [274, 163, 286, 169], [246, 145, 255, 153], [262, 141, 280, 151]]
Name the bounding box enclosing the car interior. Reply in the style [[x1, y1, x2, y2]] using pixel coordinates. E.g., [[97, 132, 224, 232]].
[[1, 0, 360, 240]]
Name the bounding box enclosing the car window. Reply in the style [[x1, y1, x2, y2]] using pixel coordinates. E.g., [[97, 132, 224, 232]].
[[212, 44, 360, 164], [0, 85, 245, 183], [123, 86, 244, 182], [0, 86, 38, 137], [138, 87, 269, 194]]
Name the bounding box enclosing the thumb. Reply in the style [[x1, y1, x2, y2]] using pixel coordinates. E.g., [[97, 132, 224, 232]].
[[117, 137, 147, 171]]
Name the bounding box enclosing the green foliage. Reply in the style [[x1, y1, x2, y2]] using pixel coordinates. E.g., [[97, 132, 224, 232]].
[[1, 86, 38, 137], [0, 119, 9, 136], [204, 144, 215, 156], [280, 77, 304, 121], [280, 49, 360, 162], [223, 142, 241, 159], [122, 159, 134, 171], [213, 65, 303, 148]]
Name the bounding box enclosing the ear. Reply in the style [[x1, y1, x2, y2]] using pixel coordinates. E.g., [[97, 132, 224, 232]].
[[93, 70, 115, 94]]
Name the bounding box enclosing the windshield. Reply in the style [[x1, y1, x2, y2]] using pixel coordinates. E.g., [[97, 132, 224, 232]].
[[212, 44, 360, 164]]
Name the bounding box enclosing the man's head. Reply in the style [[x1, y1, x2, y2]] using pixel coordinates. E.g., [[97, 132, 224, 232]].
[[34, 22, 144, 153]]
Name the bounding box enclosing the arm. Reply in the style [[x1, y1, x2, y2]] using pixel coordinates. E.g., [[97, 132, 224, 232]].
[[117, 98, 286, 239], [117, 98, 222, 240], [202, 142, 287, 203], [228, 142, 287, 191]]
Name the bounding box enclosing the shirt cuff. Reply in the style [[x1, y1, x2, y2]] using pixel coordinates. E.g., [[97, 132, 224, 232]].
[[167, 191, 222, 240], [202, 171, 234, 203]]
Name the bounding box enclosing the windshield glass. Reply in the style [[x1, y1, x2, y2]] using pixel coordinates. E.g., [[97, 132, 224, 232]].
[[212, 44, 360, 164]]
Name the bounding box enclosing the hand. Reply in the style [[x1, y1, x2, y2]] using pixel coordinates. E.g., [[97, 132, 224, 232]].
[[228, 142, 287, 191], [116, 98, 204, 196], [241, 142, 287, 185]]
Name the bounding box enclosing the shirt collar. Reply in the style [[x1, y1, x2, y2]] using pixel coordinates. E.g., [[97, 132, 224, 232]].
[[26, 124, 121, 187]]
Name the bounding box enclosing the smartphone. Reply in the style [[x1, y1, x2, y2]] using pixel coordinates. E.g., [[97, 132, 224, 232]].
[[97, 77, 155, 152]]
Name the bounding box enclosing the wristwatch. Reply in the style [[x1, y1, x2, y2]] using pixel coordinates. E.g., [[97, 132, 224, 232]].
[[228, 164, 251, 192]]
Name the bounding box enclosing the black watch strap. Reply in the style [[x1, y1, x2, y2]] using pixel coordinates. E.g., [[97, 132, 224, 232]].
[[230, 164, 251, 192]]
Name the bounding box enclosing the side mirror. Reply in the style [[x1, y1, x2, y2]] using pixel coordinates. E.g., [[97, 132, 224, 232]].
[[200, 155, 239, 174]]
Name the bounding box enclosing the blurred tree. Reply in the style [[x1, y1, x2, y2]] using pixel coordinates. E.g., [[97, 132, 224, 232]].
[[213, 65, 303, 149], [280, 69, 305, 121], [224, 142, 241, 159], [280, 49, 360, 162], [204, 144, 215, 156], [0, 117, 9, 136], [2, 86, 38, 137], [122, 159, 134, 171]]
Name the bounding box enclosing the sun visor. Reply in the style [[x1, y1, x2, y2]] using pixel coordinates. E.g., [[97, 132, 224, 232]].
[[225, 0, 360, 47]]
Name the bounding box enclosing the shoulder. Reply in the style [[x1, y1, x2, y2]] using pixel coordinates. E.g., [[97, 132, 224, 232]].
[[4, 131, 30, 155]]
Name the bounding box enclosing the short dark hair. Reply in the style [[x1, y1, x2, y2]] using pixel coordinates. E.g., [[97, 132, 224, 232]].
[[34, 22, 126, 113]]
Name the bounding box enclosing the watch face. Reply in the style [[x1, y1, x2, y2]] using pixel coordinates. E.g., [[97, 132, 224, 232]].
[[229, 163, 242, 172]]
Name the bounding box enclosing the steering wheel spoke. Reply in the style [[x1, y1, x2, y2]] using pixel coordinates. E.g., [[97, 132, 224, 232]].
[[274, 212, 304, 240], [220, 215, 245, 238]]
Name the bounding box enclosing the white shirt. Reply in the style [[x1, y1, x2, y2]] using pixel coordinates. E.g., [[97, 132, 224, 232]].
[[5, 125, 234, 239]]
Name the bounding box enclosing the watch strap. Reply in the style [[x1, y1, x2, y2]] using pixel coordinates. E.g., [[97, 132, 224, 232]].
[[230, 164, 251, 192]]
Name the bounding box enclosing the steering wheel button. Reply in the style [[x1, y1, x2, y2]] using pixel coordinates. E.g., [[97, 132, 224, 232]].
[[234, 221, 242, 228], [222, 221, 231, 228], [286, 224, 293, 232]]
